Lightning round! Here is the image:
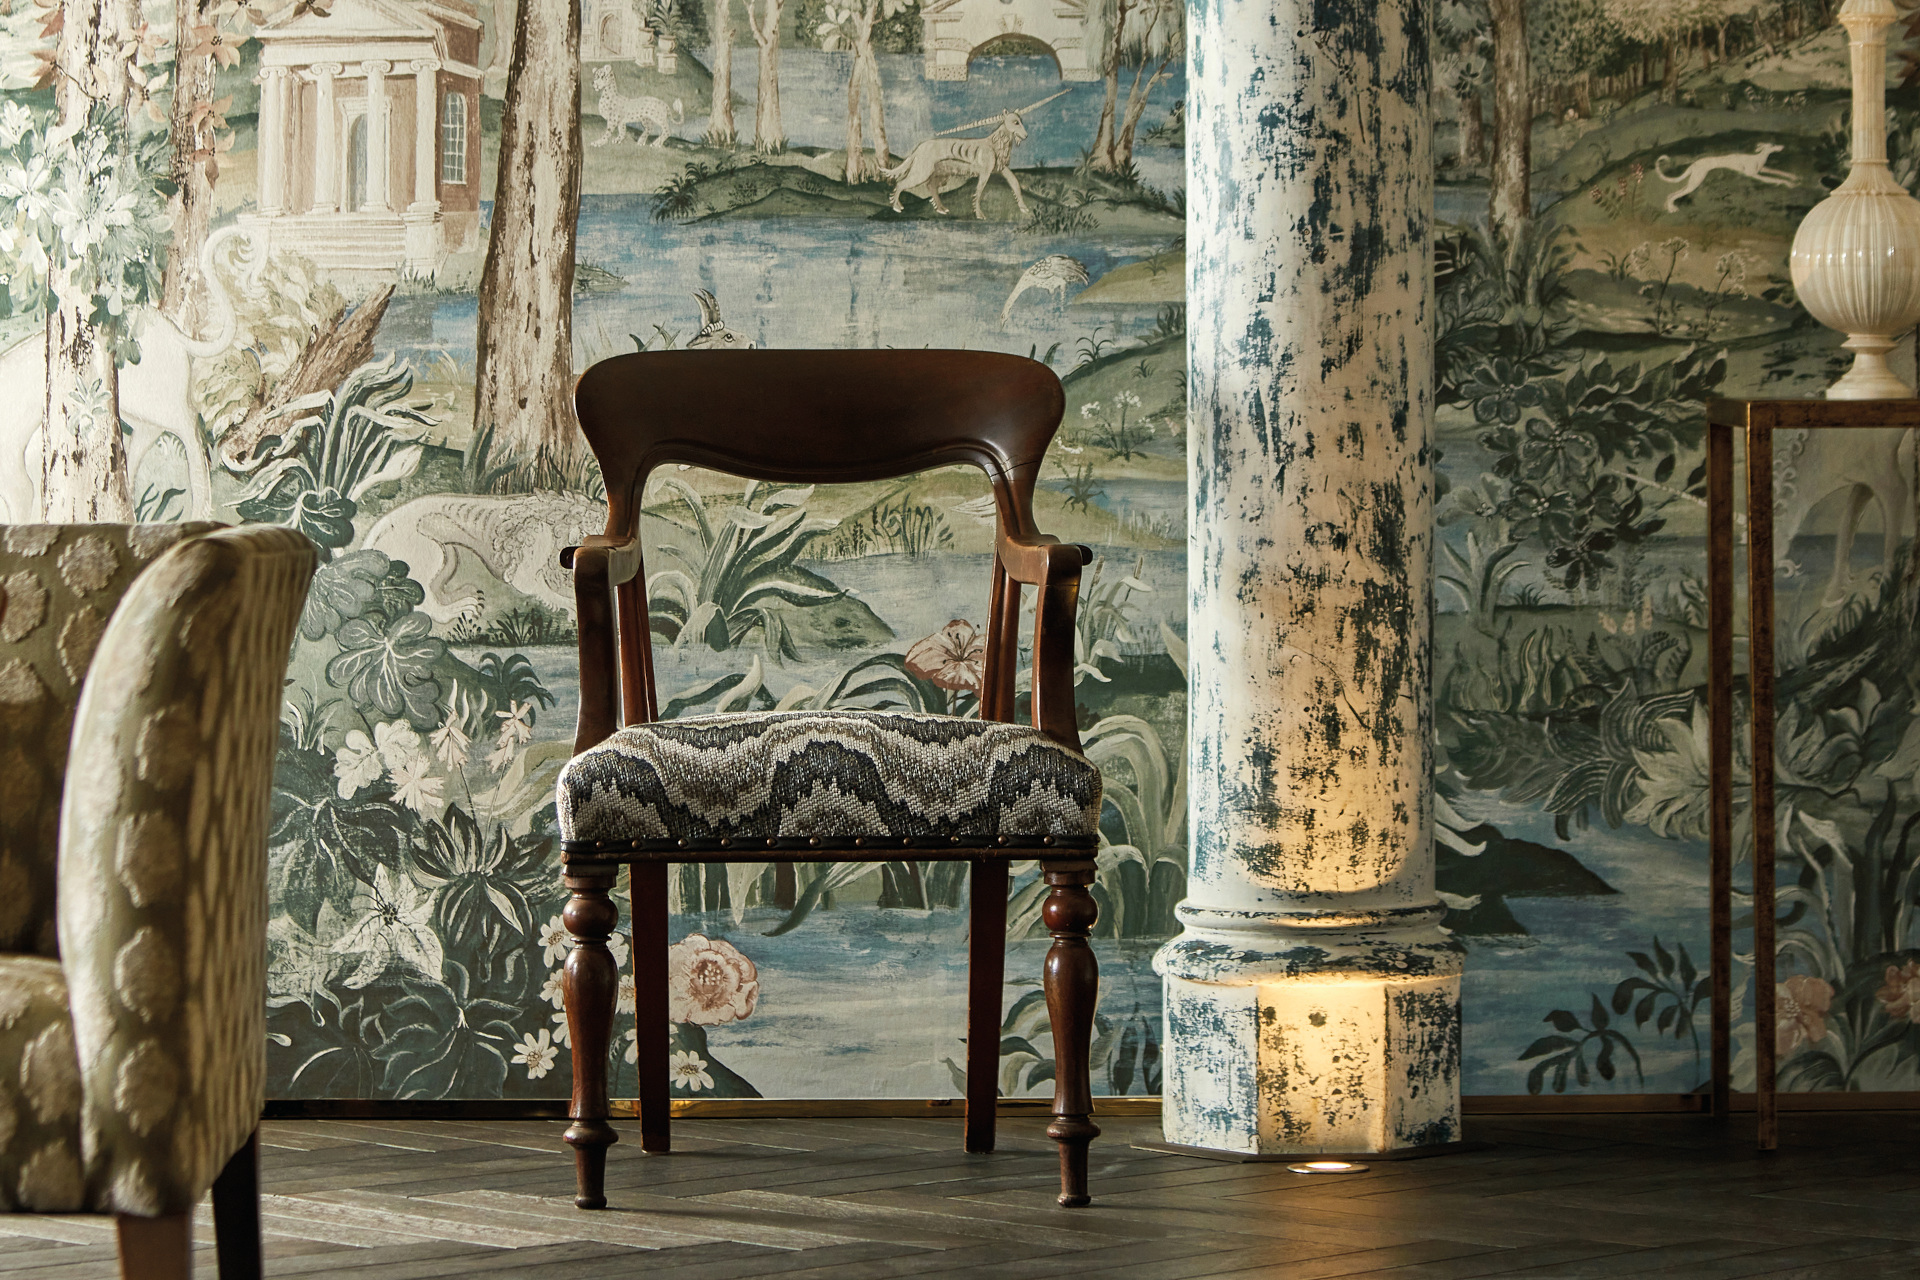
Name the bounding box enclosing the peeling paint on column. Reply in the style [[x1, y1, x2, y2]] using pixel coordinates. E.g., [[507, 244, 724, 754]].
[[1155, 0, 1462, 1154]]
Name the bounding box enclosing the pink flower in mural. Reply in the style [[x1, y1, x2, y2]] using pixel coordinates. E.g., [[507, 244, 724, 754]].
[[667, 933, 759, 1026], [1876, 961, 1920, 1021], [905, 619, 986, 692], [1775, 976, 1832, 1057]]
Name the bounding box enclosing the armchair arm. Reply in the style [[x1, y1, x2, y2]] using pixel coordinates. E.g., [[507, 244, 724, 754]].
[[559, 534, 643, 586], [994, 528, 1091, 751], [56, 525, 315, 1215]]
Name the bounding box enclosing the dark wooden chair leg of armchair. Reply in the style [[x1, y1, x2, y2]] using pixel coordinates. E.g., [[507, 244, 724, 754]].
[[116, 1212, 191, 1280], [563, 867, 622, 1209], [1041, 858, 1100, 1207], [966, 859, 1009, 1154], [211, 1128, 262, 1280], [632, 861, 673, 1154]]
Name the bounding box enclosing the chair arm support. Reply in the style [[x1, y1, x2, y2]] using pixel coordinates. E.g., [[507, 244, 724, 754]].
[[559, 535, 643, 587], [572, 546, 623, 752], [56, 525, 316, 1216], [998, 530, 1090, 751]]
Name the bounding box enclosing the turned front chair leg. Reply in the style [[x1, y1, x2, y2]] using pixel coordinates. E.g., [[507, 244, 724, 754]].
[[563, 865, 621, 1209], [1041, 857, 1100, 1207]]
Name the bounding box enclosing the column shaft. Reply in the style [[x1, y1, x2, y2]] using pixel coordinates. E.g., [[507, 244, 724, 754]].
[[313, 64, 340, 213], [1156, 0, 1460, 1155], [411, 61, 439, 211], [363, 60, 390, 211], [257, 66, 288, 216]]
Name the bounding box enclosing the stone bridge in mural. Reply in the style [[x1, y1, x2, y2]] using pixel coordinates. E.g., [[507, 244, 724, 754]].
[[919, 0, 1097, 81]]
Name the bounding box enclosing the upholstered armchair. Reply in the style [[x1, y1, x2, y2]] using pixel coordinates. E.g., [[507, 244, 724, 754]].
[[0, 523, 316, 1280]]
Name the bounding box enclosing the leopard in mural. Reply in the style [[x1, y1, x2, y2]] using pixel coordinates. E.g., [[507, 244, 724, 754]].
[[591, 65, 683, 148]]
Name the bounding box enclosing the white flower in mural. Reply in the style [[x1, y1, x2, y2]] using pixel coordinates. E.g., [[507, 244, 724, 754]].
[[332, 865, 443, 987], [667, 934, 758, 1025], [486, 736, 518, 771], [670, 1050, 714, 1092], [332, 730, 382, 798], [1080, 402, 1100, 419], [538, 915, 571, 965], [430, 709, 471, 770], [375, 719, 424, 772], [512, 1029, 557, 1080], [608, 931, 630, 970], [619, 974, 637, 1015], [1116, 390, 1141, 408], [549, 1008, 571, 1048], [0, 102, 32, 148], [496, 700, 535, 746], [389, 754, 444, 814], [623, 1027, 638, 1065], [541, 969, 566, 1010]]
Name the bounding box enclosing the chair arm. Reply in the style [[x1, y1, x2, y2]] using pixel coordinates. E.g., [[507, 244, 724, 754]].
[[995, 527, 1092, 587], [559, 534, 643, 586], [56, 525, 315, 1215], [571, 544, 624, 752], [996, 530, 1090, 751]]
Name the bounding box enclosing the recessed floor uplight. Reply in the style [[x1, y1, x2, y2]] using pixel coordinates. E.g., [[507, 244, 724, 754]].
[[1287, 1160, 1368, 1175]]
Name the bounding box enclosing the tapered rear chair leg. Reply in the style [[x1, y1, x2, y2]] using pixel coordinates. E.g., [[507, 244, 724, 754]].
[[632, 861, 673, 1154], [116, 1212, 191, 1280], [1041, 857, 1100, 1207], [966, 859, 1009, 1153], [563, 866, 622, 1208], [211, 1128, 262, 1280]]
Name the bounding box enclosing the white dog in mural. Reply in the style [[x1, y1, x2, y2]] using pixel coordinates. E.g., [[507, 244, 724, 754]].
[[0, 226, 257, 522], [1654, 142, 1796, 213]]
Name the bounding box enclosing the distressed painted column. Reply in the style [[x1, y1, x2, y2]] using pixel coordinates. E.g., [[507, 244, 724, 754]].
[[1155, 0, 1462, 1155], [256, 65, 289, 216], [363, 60, 391, 211]]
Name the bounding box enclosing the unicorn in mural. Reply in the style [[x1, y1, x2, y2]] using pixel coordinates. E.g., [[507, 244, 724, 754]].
[[882, 89, 1069, 221], [0, 226, 258, 523]]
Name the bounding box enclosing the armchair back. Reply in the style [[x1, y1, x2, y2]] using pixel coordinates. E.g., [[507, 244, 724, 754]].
[[0, 524, 222, 958], [569, 350, 1091, 753]]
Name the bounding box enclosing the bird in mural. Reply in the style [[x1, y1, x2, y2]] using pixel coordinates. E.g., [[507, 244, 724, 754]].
[[999, 255, 1089, 329]]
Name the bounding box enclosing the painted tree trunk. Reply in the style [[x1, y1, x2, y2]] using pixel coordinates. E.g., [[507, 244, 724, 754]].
[[1115, 57, 1174, 172], [856, 32, 889, 173], [1160, 0, 1460, 1155], [750, 0, 784, 153], [1488, 0, 1530, 249], [1090, 65, 1120, 170], [1461, 84, 1485, 164], [709, 0, 735, 147], [161, 0, 218, 331], [843, 55, 865, 184], [42, 0, 136, 522], [474, 0, 583, 468]]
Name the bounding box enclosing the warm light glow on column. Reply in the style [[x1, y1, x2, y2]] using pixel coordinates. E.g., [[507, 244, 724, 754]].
[[1157, 0, 1462, 1156]]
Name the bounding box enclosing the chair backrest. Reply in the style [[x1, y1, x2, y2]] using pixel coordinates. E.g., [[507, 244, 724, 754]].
[[569, 349, 1078, 742], [573, 349, 1065, 541], [0, 522, 223, 956]]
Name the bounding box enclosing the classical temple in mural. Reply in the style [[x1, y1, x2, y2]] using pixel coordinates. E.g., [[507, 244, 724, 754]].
[[244, 0, 483, 280], [919, 0, 1095, 80], [580, 0, 660, 64]]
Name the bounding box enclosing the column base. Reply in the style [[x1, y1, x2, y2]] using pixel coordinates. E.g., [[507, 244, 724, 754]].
[[402, 209, 442, 278], [1155, 914, 1462, 1157]]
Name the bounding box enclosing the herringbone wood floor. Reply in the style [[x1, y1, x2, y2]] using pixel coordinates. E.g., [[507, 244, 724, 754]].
[[1, 1112, 1916, 1278]]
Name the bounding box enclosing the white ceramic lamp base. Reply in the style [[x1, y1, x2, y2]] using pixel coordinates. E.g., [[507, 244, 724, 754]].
[[1831, 333, 1914, 399]]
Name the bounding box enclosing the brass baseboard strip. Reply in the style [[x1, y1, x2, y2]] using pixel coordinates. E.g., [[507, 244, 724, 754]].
[[262, 1093, 1920, 1121]]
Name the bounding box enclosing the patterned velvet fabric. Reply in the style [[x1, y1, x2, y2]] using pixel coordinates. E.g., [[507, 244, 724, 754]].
[[0, 524, 222, 959], [0, 524, 315, 1216], [558, 710, 1103, 845]]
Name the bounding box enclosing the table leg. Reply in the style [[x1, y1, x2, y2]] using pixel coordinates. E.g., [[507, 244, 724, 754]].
[[1744, 424, 1779, 1153]]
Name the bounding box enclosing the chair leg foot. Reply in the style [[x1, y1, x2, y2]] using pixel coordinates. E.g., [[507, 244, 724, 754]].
[[563, 868, 622, 1210], [565, 1119, 617, 1209], [116, 1212, 191, 1280], [211, 1128, 262, 1279], [1042, 858, 1101, 1208]]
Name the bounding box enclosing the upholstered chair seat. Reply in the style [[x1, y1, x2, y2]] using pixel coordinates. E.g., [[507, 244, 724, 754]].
[[558, 710, 1103, 849], [0, 522, 316, 1280]]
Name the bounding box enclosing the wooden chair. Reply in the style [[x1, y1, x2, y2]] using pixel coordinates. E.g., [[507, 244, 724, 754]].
[[0, 522, 316, 1279], [555, 349, 1103, 1208]]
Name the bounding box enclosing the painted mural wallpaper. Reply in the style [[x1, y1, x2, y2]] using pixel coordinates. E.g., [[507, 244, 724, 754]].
[[2, 0, 1918, 1101]]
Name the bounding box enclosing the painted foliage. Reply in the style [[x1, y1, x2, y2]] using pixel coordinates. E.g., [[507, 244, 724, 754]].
[[2, 0, 1916, 1102]]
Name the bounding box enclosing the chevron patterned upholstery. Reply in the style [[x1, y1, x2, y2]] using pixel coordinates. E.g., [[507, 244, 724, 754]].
[[557, 710, 1103, 847]]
